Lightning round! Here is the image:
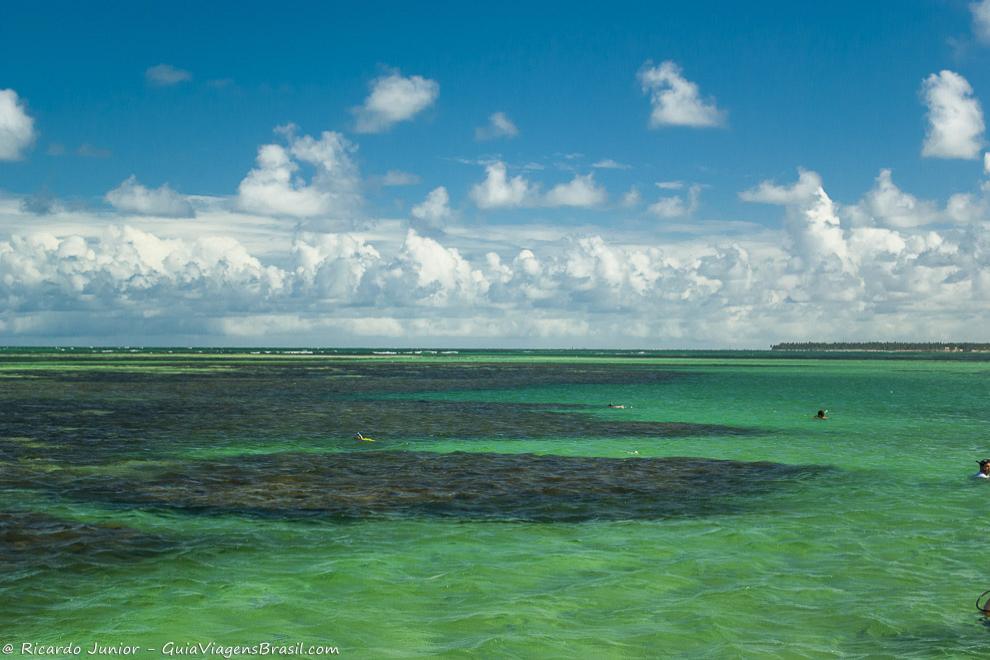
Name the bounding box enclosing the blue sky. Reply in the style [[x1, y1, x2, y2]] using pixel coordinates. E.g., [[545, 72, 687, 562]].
[[3, 1, 983, 208], [2, 1, 990, 346]]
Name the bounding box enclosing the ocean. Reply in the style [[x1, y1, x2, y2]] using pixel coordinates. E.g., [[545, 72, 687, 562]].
[[2, 349, 990, 657]]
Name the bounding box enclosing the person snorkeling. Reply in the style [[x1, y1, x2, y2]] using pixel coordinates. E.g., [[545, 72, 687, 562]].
[[975, 459, 990, 479]]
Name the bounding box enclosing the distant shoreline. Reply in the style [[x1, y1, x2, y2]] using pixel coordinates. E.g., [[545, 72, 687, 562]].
[[770, 342, 990, 352]]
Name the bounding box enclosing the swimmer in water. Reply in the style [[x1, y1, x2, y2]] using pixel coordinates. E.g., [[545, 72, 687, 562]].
[[607, 403, 626, 409], [975, 459, 990, 479], [815, 409, 828, 420], [354, 433, 375, 442]]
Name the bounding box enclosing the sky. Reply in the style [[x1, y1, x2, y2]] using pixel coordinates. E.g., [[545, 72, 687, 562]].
[[3, 0, 990, 347]]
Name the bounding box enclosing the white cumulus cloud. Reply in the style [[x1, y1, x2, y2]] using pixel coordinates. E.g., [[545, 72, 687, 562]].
[[740, 169, 823, 205], [475, 112, 519, 140], [742, 169, 852, 279], [973, 0, 990, 43], [354, 71, 439, 134], [945, 191, 990, 224], [411, 186, 453, 226], [390, 229, 490, 305], [380, 170, 420, 186], [0, 89, 37, 161], [850, 169, 939, 229], [920, 70, 985, 160], [621, 187, 642, 207], [292, 231, 380, 301], [648, 185, 700, 219], [145, 64, 192, 86], [470, 162, 537, 209], [638, 60, 724, 128], [105, 176, 194, 218], [545, 174, 607, 208], [0, 225, 286, 317], [470, 164, 606, 209], [592, 159, 629, 170], [470, 161, 608, 209], [237, 125, 361, 219]]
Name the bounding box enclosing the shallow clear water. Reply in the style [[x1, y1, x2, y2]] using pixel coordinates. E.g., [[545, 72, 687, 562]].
[[3, 351, 990, 657]]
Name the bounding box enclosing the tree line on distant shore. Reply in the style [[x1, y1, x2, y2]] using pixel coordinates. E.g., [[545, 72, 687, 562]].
[[770, 342, 990, 352]]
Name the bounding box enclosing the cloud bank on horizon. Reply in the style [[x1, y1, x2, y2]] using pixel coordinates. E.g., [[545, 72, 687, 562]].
[[3, 2, 990, 347]]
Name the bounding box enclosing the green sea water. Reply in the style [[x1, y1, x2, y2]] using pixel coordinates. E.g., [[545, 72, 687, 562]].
[[2, 350, 990, 658]]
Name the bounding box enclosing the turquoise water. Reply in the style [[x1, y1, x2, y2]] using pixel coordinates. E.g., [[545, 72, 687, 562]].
[[2, 352, 990, 657]]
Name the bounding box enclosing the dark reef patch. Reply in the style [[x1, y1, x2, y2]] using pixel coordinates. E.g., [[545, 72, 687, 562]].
[[0, 397, 755, 468], [1, 357, 780, 526], [0, 360, 758, 466], [60, 452, 827, 522], [0, 510, 174, 578], [0, 358, 686, 392]]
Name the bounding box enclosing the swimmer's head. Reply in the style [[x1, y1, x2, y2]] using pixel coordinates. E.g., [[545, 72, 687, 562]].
[[979, 459, 990, 474], [817, 409, 826, 418]]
